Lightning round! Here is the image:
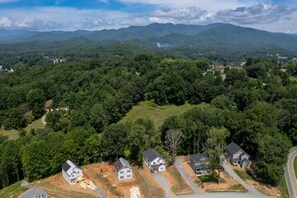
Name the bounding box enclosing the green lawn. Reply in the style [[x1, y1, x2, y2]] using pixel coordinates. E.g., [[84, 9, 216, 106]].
[[0, 129, 19, 140], [119, 101, 206, 130], [24, 117, 45, 133], [0, 181, 27, 198], [233, 169, 252, 181]]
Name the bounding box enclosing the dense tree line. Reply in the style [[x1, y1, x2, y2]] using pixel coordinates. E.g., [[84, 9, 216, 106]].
[[0, 54, 297, 189]]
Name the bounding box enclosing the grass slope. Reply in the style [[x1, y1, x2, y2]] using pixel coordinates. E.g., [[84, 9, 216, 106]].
[[120, 101, 205, 130], [0, 181, 27, 198]]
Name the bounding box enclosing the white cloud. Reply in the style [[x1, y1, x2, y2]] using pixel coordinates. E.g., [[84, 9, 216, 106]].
[[0, 7, 146, 31], [0, 17, 12, 27], [0, 1, 296, 33]]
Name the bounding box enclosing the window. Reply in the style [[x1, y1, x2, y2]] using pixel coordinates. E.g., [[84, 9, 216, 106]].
[[120, 171, 124, 174], [127, 175, 131, 178], [120, 176, 124, 179], [127, 170, 131, 173]]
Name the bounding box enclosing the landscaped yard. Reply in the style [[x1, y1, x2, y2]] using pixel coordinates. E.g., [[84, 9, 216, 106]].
[[120, 101, 206, 130]]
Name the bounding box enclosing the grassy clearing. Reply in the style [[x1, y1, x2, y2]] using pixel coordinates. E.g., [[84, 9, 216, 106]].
[[279, 174, 290, 198], [234, 169, 252, 181], [0, 129, 19, 140], [0, 181, 27, 198], [24, 117, 44, 133], [120, 101, 206, 130], [290, 76, 297, 82], [166, 165, 193, 195]]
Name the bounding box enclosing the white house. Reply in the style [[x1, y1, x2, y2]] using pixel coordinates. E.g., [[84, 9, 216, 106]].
[[115, 157, 133, 181], [62, 160, 83, 185], [144, 149, 166, 172]]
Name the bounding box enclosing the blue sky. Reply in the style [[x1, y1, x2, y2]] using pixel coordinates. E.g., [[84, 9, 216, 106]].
[[0, 0, 296, 32]]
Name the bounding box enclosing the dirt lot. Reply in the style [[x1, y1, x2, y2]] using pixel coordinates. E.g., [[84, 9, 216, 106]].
[[182, 159, 245, 192], [33, 174, 98, 198], [231, 164, 281, 197], [84, 163, 140, 198], [162, 165, 193, 195], [133, 165, 165, 198]]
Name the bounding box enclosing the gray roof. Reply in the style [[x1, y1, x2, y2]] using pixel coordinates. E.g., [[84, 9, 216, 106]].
[[115, 157, 132, 171], [144, 149, 162, 161], [190, 153, 208, 163], [62, 162, 71, 172], [18, 188, 48, 198], [226, 142, 249, 156]]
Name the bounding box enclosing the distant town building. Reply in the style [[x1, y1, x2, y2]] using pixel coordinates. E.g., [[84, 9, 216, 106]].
[[18, 188, 48, 198], [115, 157, 133, 181], [62, 160, 83, 185]]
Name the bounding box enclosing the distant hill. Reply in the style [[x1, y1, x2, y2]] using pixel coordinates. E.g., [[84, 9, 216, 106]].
[[1, 23, 297, 57]]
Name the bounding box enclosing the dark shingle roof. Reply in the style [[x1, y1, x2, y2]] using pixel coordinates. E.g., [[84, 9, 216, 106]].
[[144, 149, 162, 161], [226, 142, 248, 156], [18, 188, 48, 198], [115, 157, 131, 172], [190, 153, 208, 163], [62, 162, 71, 172]]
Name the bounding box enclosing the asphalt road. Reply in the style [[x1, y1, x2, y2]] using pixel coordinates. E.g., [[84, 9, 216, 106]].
[[285, 147, 297, 198]]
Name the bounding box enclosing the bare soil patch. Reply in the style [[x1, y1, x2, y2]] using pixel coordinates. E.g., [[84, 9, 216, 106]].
[[162, 165, 193, 195]]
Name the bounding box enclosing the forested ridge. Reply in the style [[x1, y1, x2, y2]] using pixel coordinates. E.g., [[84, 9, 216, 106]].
[[1, 52, 297, 190]]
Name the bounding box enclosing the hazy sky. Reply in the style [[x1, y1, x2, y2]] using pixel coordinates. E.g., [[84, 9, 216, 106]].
[[0, 0, 296, 32]]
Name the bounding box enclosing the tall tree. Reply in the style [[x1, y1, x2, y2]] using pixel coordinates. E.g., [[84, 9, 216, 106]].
[[165, 129, 183, 163]]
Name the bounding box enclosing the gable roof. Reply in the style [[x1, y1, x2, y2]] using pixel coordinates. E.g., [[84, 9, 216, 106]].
[[144, 149, 162, 161], [115, 157, 132, 172], [226, 142, 249, 157], [190, 153, 209, 163], [62, 160, 81, 176], [18, 188, 48, 198]]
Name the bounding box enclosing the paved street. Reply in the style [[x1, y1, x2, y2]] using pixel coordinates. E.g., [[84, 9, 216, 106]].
[[285, 147, 297, 198]]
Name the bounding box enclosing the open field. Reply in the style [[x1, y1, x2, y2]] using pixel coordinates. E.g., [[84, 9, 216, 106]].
[[120, 101, 206, 130], [24, 117, 45, 133], [0, 129, 19, 140], [163, 165, 193, 195]]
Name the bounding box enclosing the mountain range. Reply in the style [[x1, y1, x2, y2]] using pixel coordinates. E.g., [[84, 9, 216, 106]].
[[1, 23, 297, 56]]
